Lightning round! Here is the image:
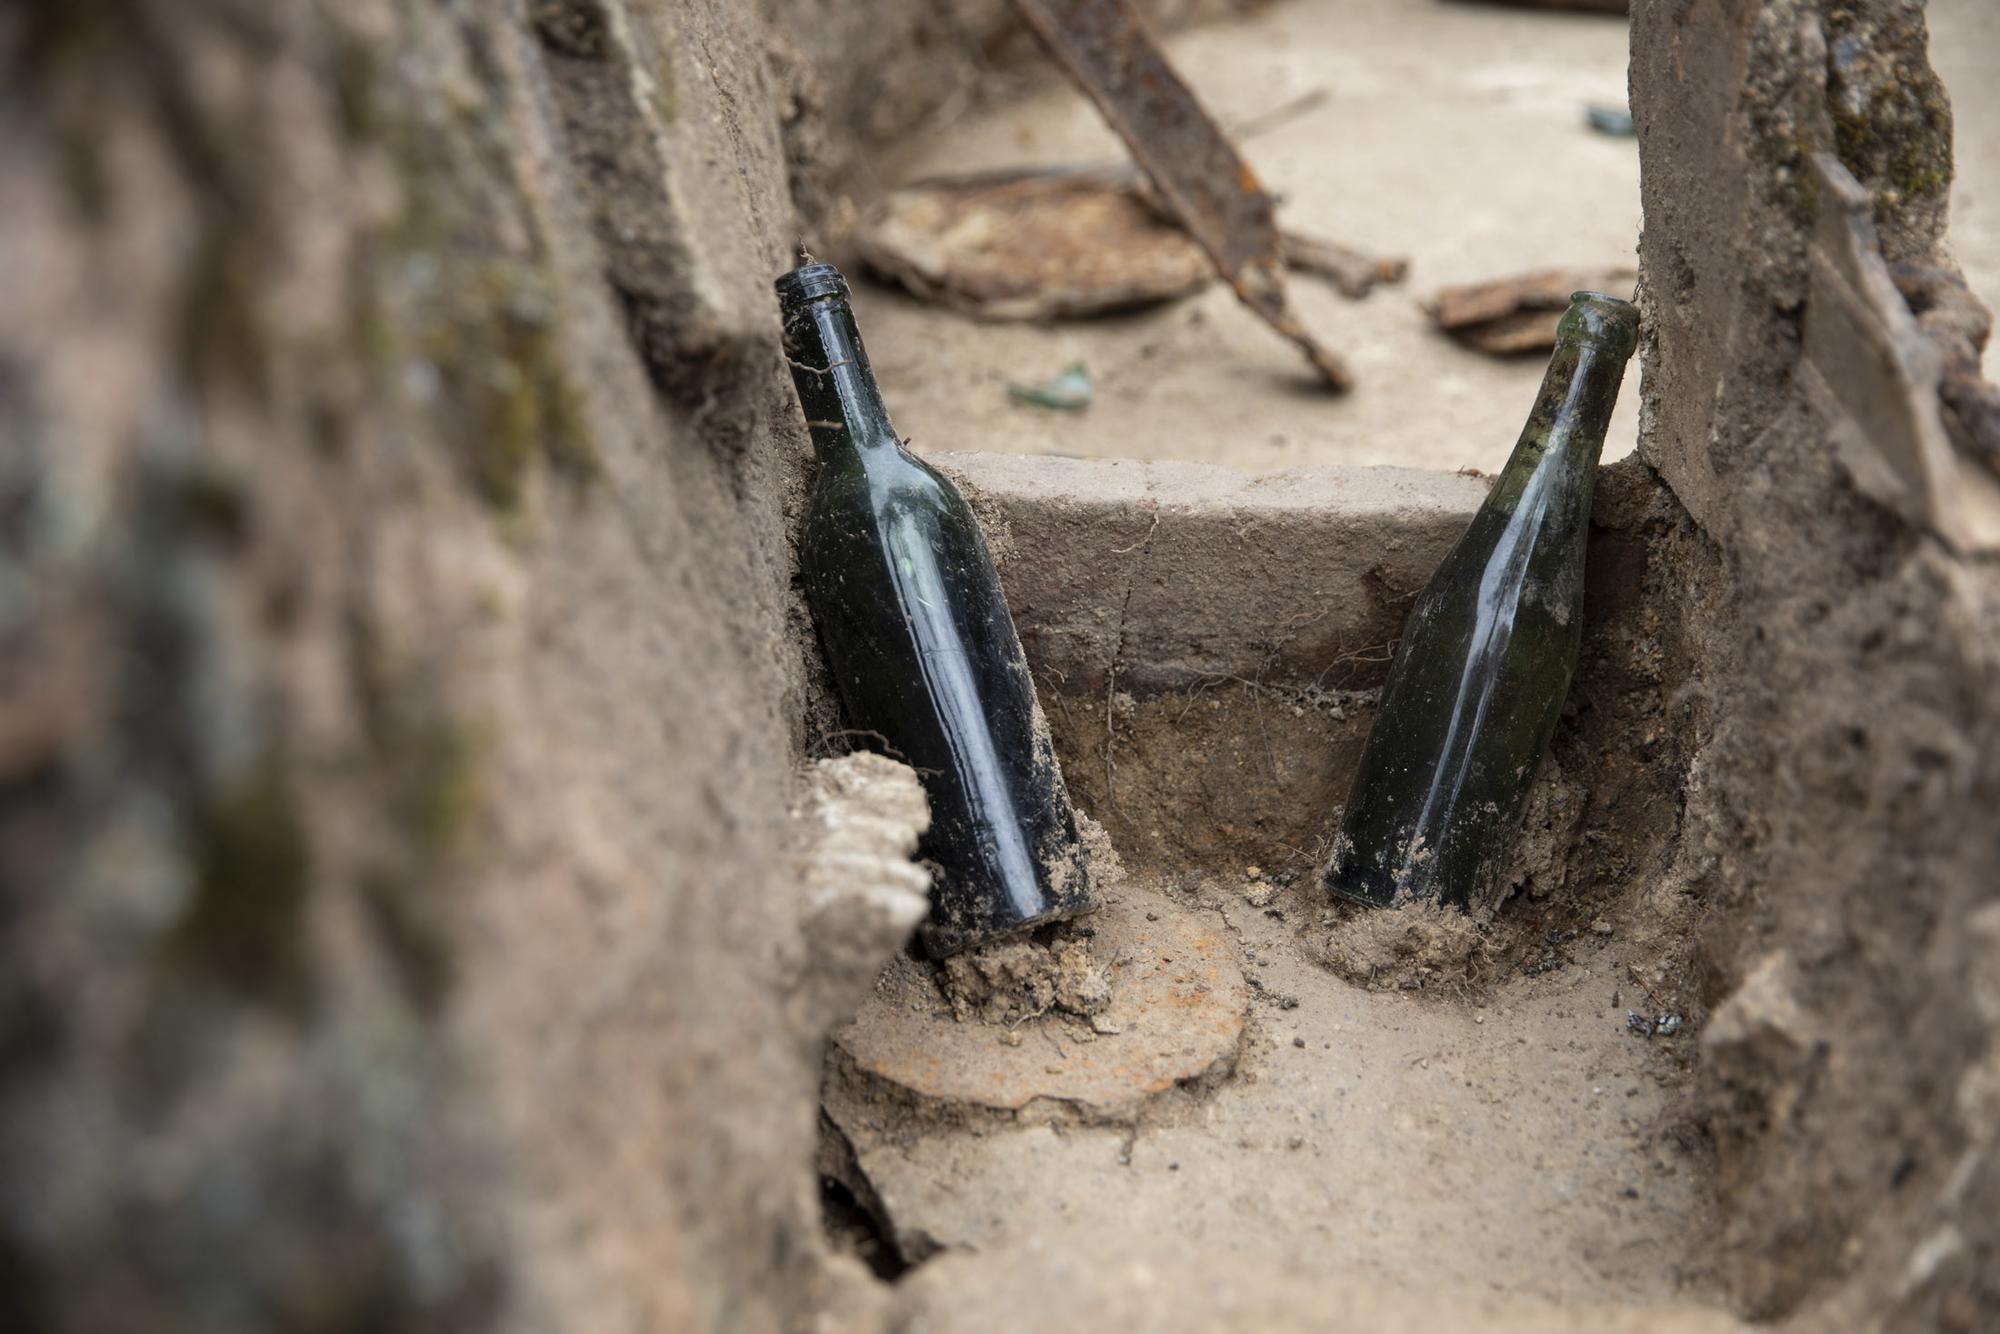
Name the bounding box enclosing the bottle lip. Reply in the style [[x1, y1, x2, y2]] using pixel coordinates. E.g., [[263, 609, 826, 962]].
[[1556, 291, 1640, 358], [775, 262, 850, 308]]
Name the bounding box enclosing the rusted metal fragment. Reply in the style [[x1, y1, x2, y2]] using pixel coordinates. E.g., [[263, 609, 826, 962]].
[[858, 172, 1407, 319], [858, 172, 1214, 319], [1424, 266, 1637, 356], [1802, 154, 2000, 553], [1011, 0, 1353, 389]]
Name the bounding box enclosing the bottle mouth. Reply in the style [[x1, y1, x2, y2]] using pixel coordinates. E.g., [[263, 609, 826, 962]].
[[775, 262, 850, 308], [1556, 291, 1640, 358]]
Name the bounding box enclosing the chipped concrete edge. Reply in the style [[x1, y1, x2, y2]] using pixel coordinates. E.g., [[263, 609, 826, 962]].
[[931, 451, 1492, 694]]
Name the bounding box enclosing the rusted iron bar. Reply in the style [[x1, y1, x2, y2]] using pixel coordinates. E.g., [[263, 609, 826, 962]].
[[1011, 0, 1354, 390]]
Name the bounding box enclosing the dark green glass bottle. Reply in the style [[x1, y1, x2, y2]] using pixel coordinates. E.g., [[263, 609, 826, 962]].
[[778, 262, 1093, 955], [1326, 292, 1640, 910]]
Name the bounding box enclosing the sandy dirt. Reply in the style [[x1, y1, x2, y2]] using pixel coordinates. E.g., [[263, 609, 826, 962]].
[[827, 862, 1720, 1312], [818, 453, 1723, 1316], [844, 0, 1998, 476]]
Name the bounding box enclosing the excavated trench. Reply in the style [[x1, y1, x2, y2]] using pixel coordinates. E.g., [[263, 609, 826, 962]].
[[785, 5, 2000, 1327], [815, 455, 1736, 1324]]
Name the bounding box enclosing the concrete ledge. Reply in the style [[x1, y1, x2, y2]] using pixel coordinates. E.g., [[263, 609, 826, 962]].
[[934, 452, 1489, 694]]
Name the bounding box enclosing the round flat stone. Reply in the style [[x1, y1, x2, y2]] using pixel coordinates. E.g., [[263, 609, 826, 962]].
[[833, 889, 1249, 1113]]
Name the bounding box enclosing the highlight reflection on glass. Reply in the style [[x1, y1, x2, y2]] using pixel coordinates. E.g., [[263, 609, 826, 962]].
[[779, 262, 1093, 953], [1327, 293, 1639, 910]]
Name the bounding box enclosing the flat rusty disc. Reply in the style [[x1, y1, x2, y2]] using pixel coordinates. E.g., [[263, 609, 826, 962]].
[[832, 888, 1249, 1113], [856, 173, 1215, 321]]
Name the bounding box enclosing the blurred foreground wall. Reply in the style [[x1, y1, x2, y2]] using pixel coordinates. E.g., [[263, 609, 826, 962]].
[[1, 0, 885, 1327]]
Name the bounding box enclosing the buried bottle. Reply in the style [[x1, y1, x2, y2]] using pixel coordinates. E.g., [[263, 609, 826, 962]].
[[778, 262, 1093, 954], [1325, 291, 1640, 909]]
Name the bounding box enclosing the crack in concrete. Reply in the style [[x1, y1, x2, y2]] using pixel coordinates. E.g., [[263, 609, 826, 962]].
[[1102, 473, 1161, 808]]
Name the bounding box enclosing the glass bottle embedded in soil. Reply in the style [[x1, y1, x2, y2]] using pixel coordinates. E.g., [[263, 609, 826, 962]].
[[1325, 291, 1640, 910], [778, 262, 1093, 954]]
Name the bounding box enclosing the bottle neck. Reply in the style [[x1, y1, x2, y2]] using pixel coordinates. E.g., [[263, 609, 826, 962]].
[[1489, 331, 1630, 513], [780, 291, 898, 464]]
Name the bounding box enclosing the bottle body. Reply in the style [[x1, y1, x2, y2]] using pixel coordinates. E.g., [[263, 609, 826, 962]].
[[780, 263, 1092, 954], [1326, 293, 1639, 909]]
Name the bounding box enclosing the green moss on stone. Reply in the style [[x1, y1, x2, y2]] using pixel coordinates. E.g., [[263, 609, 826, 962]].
[[330, 32, 385, 143], [531, 0, 611, 60], [411, 263, 599, 511], [359, 870, 456, 1014], [174, 759, 314, 1014], [1821, 5, 1954, 239], [400, 717, 489, 859], [652, 62, 679, 126], [354, 716, 487, 1014], [181, 236, 273, 400], [351, 24, 601, 518]]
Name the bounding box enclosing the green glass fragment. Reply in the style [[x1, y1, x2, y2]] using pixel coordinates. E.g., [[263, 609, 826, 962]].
[[1007, 363, 1094, 411]]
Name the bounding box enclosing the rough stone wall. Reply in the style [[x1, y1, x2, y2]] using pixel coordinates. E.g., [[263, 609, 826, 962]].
[[0, 1, 883, 1329], [1631, 0, 1998, 1325]]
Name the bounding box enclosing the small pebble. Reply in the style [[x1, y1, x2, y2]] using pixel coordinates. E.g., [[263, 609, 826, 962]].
[[1000, 1030, 1023, 1047], [1292, 1036, 1306, 1049]]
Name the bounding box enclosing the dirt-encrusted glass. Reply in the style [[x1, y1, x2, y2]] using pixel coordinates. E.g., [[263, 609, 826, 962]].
[[1326, 292, 1641, 909], [778, 262, 1093, 954]]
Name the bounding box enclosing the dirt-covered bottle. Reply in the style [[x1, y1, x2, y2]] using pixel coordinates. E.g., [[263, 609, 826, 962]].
[[779, 262, 1093, 954], [1325, 291, 1640, 909]]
